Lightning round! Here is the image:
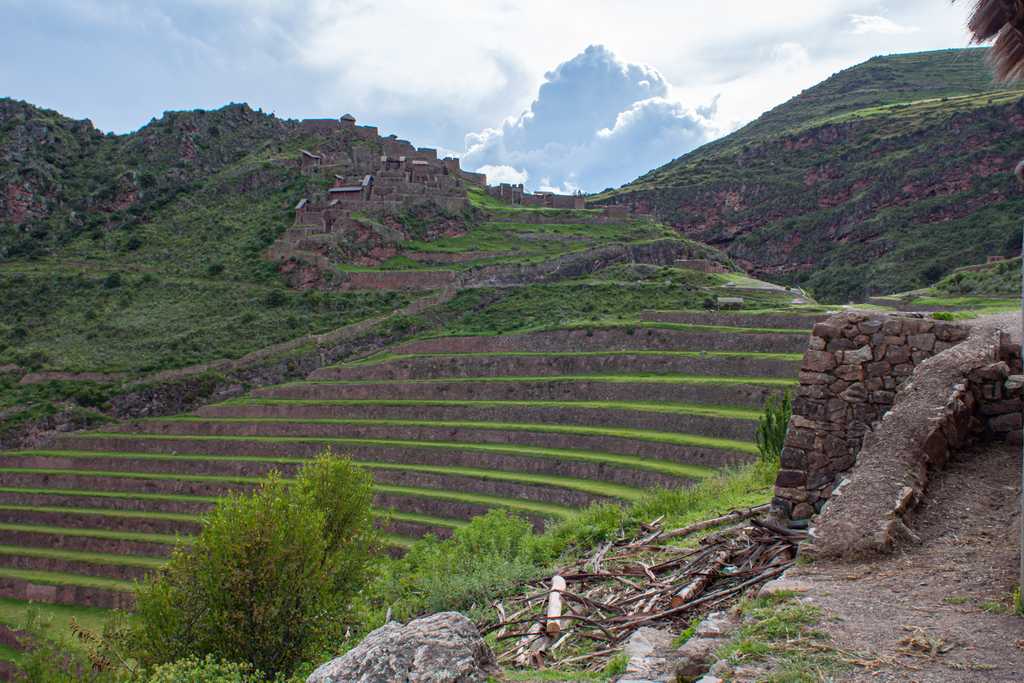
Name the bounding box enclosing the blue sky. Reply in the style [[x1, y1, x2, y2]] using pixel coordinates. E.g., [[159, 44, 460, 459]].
[[1, 1, 976, 191]]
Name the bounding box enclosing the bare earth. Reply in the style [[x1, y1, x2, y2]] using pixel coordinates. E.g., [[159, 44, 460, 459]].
[[790, 441, 1024, 682]]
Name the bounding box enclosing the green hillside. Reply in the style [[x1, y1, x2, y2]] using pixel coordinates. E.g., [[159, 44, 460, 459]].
[[604, 48, 1024, 302]]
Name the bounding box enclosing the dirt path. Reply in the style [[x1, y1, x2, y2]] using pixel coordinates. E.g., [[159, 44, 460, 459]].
[[789, 442, 1024, 681]]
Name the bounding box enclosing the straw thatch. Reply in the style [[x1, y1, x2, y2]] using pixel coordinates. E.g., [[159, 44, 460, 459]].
[[964, 0, 1024, 80]]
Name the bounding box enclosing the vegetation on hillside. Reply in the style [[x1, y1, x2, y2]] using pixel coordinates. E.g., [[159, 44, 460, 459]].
[[603, 49, 1024, 302], [932, 257, 1021, 296]]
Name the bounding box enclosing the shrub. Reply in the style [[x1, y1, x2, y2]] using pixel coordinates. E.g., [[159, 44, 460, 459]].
[[263, 289, 287, 307], [102, 273, 122, 289], [376, 509, 540, 620], [131, 452, 378, 676], [145, 656, 264, 683], [755, 392, 792, 464]]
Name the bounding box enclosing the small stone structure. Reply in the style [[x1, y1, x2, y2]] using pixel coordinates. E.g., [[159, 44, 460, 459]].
[[773, 311, 1021, 523], [306, 612, 497, 683]]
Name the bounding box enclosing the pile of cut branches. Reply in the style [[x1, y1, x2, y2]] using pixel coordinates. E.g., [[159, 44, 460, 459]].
[[480, 504, 806, 671]]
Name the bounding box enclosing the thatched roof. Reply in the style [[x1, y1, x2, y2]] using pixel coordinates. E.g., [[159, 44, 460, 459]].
[[964, 0, 1024, 80]]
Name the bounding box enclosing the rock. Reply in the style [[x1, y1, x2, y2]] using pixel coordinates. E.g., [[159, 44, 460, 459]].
[[842, 345, 873, 364], [306, 612, 498, 683], [758, 578, 814, 598], [674, 638, 719, 680], [694, 611, 739, 639], [694, 676, 724, 683], [621, 627, 677, 682]]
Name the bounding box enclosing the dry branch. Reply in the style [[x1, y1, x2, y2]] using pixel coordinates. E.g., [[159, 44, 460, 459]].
[[480, 504, 803, 672]]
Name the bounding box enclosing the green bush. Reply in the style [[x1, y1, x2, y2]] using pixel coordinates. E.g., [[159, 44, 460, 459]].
[[374, 509, 541, 620], [131, 452, 378, 676], [755, 392, 791, 464], [145, 656, 264, 683]]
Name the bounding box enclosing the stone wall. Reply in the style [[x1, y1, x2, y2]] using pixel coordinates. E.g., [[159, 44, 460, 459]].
[[773, 311, 1020, 520], [805, 325, 1020, 558]]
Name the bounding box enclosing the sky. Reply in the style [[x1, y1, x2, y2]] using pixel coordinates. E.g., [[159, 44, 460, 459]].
[[0, 1, 978, 192]]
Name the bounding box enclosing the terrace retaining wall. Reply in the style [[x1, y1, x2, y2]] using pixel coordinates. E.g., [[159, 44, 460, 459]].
[[0, 577, 134, 609], [313, 353, 801, 381], [392, 328, 808, 355], [257, 378, 784, 410], [197, 403, 758, 442], [106, 422, 751, 468]]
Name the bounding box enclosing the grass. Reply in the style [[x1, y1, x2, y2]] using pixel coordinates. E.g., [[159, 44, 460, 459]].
[[337, 349, 805, 366], [297, 373, 797, 387], [2, 454, 648, 501], [0, 544, 165, 568], [0, 266, 411, 375], [0, 597, 112, 643], [0, 481, 573, 520], [0, 521, 180, 545], [53, 428, 732, 474], [715, 592, 847, 681], [217, 397, 764, 421], [0, 567, 133, 591], [0, 465, 577, 518], [150, 415, 759, 453]]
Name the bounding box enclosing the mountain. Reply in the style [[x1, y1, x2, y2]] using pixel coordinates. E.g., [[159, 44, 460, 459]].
[[603, 48, 1024, 302]]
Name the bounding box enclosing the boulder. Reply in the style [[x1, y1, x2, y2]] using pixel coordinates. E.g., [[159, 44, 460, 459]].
[[306, 612, 498, 683]]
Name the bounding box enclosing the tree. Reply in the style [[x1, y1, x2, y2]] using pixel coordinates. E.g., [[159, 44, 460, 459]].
[[131, 452, 378, 677]]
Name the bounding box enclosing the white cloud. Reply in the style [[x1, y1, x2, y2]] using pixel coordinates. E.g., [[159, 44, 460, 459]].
[[849, 14, 920, 35], [462, 46, 719, 193], [477, 164, 529, 185]]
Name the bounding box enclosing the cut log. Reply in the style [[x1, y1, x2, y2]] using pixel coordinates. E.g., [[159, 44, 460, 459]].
[[660, 504, 771, 541], [671, 549, 730, 608], [545, 575, 567, 637]]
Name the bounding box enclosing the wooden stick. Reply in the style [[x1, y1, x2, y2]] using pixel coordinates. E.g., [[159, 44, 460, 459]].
[[671, 549, 730, 608], [546, 575, 567, 637], [660, 504, 771, 541]]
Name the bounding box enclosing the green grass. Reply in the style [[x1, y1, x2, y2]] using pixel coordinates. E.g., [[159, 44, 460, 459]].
[[0, 266, 411, 375], [298, 373, 796, 386], [3, 452, 648, 501], [0, 567, 132, 591], [0, 597, 112, 645], [151, 415, 757, 452], [0, 521, 180, 545], [338, 349, 804, 366], [0, 503, 197, 523], [714, 592, 846, 681], [216, 397, 764, 421], [0, 544, 164, 568], [0, 465, 576, 518], [54, 427, 731, 474]]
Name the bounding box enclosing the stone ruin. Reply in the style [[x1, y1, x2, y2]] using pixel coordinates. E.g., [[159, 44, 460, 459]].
[[772, 310, 1022, 558], [267, 114, 486, 270], [487, 182, 586, 209]]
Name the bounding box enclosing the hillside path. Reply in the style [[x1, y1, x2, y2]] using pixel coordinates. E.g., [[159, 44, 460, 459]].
[[788, 441, 1024, 681]]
